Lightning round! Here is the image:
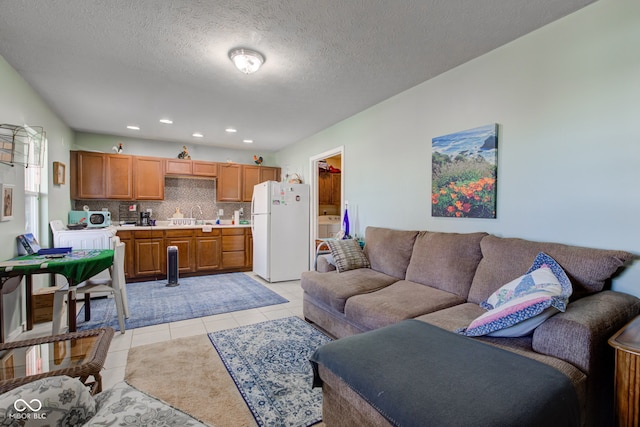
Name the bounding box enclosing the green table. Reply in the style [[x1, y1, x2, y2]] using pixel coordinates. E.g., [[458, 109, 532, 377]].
[[0, 249, 114, 341]]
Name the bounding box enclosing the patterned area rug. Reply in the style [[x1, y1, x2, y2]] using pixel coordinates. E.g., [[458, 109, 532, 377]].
[[77, 273, 288, 331], [209, 317, 332, 426]]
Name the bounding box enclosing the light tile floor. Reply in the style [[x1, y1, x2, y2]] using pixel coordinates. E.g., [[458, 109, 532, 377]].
[[11, 272, 305, 391]]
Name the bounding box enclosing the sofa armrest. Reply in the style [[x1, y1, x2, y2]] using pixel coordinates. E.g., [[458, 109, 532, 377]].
[[316, 254, 336, 272], [532, 290, 640, 373]]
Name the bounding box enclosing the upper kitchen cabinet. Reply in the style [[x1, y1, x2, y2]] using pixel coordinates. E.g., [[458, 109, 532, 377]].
[[165, 159, 217, 178], [242, 165, 281, 202], [133, 156, 164, 200], [71, 151, 133, 199], [217, 163, 242, 201], [319, 171, 341, 206]]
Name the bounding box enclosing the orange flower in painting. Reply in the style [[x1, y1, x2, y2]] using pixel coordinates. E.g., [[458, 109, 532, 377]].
[[432, 194, 439, 204], [447, 206, 456, 213]]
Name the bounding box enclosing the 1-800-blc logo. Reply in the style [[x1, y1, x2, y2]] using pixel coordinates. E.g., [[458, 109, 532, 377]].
[[10, 398, 47, 420]]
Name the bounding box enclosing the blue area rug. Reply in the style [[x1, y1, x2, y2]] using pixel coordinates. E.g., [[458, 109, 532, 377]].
[[208, 317, 332, 426], [76, 273, 288, 331]]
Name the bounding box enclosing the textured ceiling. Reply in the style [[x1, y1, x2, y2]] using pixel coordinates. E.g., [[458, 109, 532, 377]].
[[0, 0, 596, 152]]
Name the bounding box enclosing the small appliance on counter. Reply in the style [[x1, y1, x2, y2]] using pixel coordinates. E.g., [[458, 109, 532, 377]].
[[69, 210, 111, 228], [139, 211, 151, 226]]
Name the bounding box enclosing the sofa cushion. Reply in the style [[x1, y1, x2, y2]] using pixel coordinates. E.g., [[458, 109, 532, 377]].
[[460, 253, 572, 337], [405, 231, 486, 298], [326, 239, 370, 272], [344, 280, 465, 330], [363, 227, 418, 280], [0, 375, 96, 426], [468, 235, 632, 304], [301, 269, 398, 313], [416, 303, 487, 332]]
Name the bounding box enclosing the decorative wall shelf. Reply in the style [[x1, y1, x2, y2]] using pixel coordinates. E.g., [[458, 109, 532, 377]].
[[0, 124, 45, 168]]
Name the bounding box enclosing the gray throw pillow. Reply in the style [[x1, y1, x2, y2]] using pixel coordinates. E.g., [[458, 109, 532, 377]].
[[327, 239, 370, 273]]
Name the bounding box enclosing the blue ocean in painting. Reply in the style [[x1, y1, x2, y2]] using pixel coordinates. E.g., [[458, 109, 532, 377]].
[[432, 124, 497, 164]]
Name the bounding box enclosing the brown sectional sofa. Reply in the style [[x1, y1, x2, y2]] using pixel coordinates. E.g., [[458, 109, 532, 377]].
[[302, 227, 640, 426]]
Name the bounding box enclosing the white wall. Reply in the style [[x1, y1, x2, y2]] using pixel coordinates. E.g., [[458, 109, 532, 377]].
[[0, 55, 74, 337], [276, 0, 640, 295]]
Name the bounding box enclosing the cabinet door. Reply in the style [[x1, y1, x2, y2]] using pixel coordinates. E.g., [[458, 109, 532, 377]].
[[192, 161, 217, 177], [165, 159, 192, 176], [165, 237, 194, 273], [74, 152, 106, 199], [318, 172, 332, 205], [195, 236, 221, 271], [106, 154, 133, 199], [260, 167, 280, 183], [117, 233, 134, 279], [242, 165, 261, 202], [217, 164, 242, 201], [245, 230, 253, 268], [134, 238, 164, 276], [134, 156, 165, 200], [331, 173, 341, 207]]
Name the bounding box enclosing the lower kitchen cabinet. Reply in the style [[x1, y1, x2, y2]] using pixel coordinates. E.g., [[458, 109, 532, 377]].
[[195, 229, 221, 272], [165, 228, 195, 274], [117, 227, 250, 281], [221, 228, 246, 269]]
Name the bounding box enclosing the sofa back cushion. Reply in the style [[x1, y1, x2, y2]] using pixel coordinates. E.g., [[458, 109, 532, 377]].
[[468, 235, 632, 304], [405, 231, 487, 298], [364, 227, 418, 280]]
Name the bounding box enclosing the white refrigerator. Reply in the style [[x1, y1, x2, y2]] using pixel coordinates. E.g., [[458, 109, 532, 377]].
[[252, 181, 310, 282]]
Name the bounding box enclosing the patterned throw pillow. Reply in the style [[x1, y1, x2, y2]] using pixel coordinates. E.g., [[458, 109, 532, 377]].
[[0, 375, 96, 425], [326, 239, 370, 273], [459, 252, 572, 337]]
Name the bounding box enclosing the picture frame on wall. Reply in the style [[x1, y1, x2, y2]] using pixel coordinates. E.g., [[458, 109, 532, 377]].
[[53, 161, 65, 185], [431, 124, 498, 219], [1, 184, 14, 221]]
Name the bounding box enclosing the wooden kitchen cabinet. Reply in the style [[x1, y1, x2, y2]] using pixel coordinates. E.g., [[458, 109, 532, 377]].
[[165, 228, 195, 274], [106, 154, 133, 199], [71, 151, 106, 199], [195, 229, 221, 272], [132, 230, 164, 277], [192, 161, 217, 177], [221, 228, 246, 269], [134, 156, 164, 200], [165, 159, 218, 178], [319, 171, 341, 206], [217, 163, 242, 201], [242, 165, 282, 202], [165, 158, 193, 176], [116, 231, 134, 279], [245, 229, 253, 268]]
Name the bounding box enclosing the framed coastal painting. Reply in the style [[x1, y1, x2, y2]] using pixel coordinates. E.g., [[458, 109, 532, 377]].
[[431, 124, 498, 219], [1, 183, 14, 221]]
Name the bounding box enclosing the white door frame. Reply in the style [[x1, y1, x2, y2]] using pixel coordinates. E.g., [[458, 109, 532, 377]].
[[308, 146, 344, 269]]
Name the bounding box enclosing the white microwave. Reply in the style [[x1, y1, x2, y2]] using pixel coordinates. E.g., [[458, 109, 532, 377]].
[[69, 210, 111, 228]]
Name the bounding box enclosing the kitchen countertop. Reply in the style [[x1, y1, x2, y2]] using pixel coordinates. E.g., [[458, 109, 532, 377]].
[[114, 223, 251, 231]]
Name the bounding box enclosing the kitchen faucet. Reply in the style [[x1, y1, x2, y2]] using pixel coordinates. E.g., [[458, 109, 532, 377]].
[[190, 205, 203, 219]]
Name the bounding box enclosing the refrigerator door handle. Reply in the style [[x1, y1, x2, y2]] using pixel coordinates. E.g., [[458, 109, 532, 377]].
[[250, 193, 255, 233]]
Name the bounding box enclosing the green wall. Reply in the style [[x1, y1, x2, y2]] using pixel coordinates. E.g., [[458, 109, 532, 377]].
[[275, 0, 640, 296]]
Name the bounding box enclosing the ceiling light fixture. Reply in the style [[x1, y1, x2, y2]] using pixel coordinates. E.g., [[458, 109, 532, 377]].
[[159, 119, 173, 124], [225, 128, 237, 133], [126, 125, 140, 130], [192, 132, 204, 138], [243, 139, 254, 144], [228, 48, 265, 74]]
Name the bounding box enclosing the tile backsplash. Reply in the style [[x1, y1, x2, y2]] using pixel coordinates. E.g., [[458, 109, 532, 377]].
[[73, 177, 250, 223]]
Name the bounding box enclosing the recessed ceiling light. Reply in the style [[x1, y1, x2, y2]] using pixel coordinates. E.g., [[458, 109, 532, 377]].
[[243, 139, 254, 144], [126, 125, 140, 130], [159, 119, 173, 124], [225, 128, 237, 133], [192, 132, 204, 138]]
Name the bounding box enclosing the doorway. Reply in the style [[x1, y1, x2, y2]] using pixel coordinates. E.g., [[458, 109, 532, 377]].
[[309, 147, 344, 268]]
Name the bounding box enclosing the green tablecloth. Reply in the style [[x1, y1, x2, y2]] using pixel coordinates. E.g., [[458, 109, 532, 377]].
[[0, 249, 114, 284]]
